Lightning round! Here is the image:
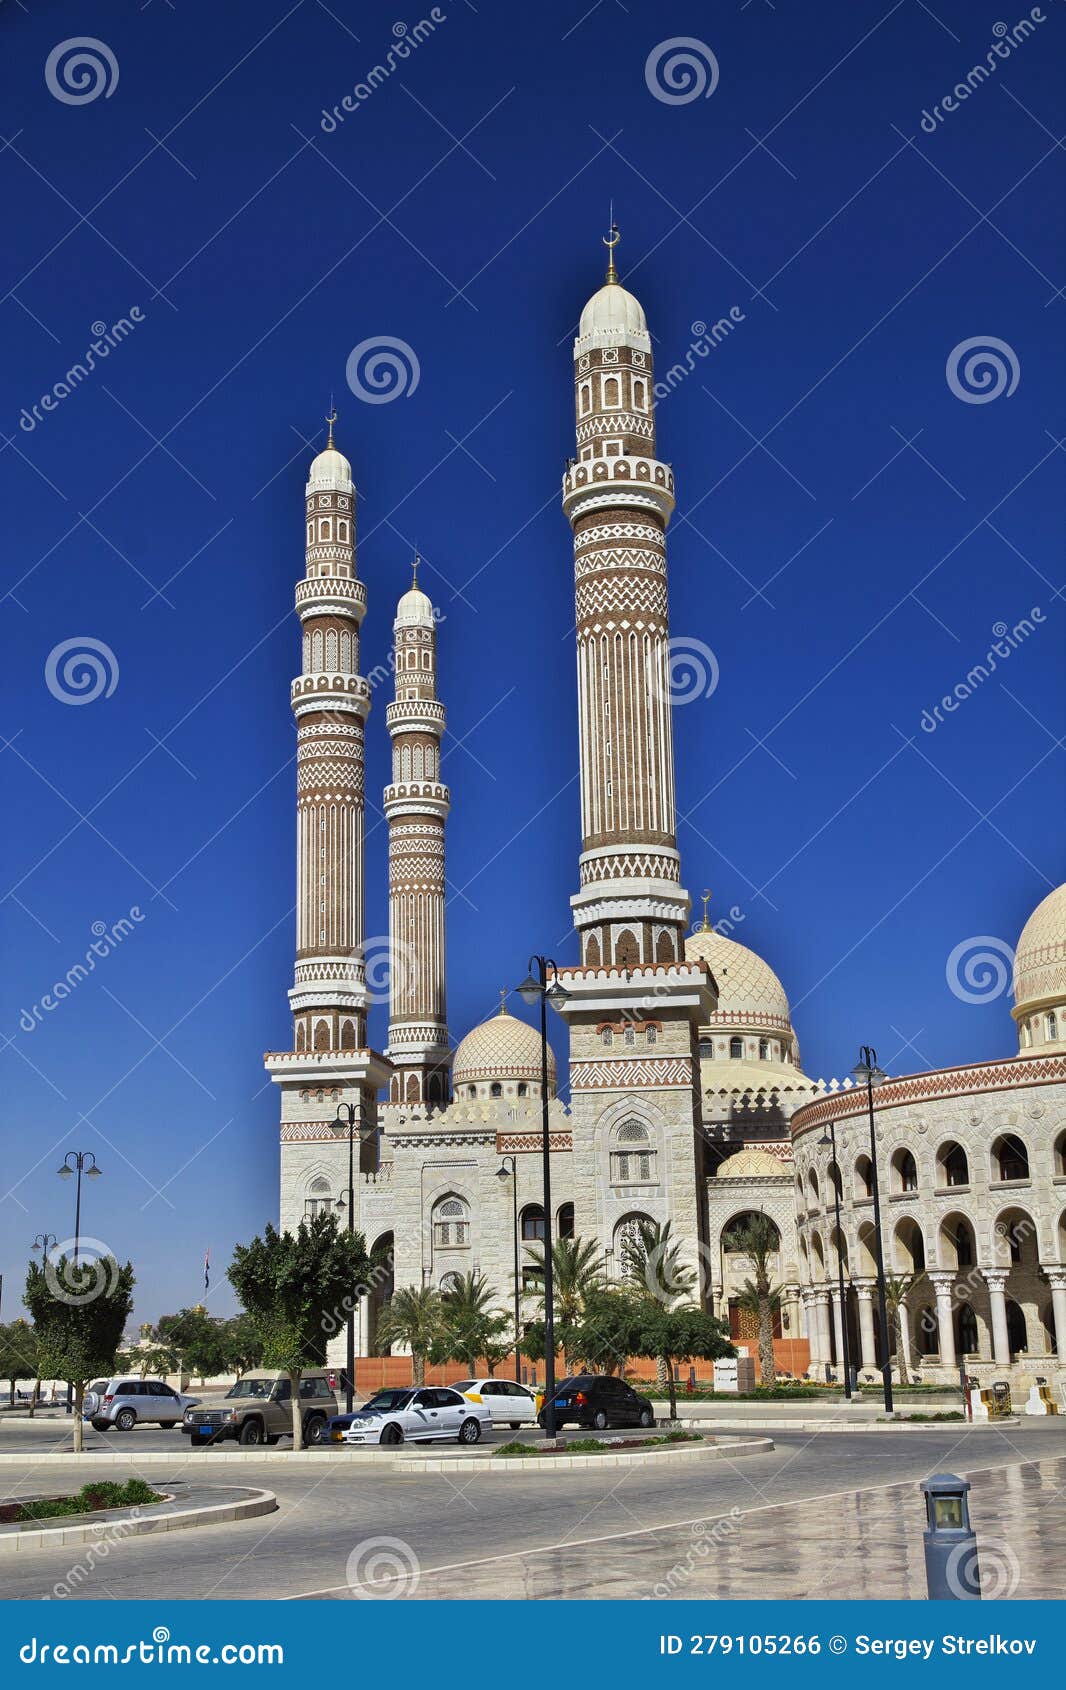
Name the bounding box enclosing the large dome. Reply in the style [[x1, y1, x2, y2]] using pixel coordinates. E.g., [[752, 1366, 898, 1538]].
[[715, 1147, 790, 1179], [685, 928, 791, 1023], [452, 1005, 557, 1094], [1014, 883, 1066, 1010], [306, 445, 353, 491], [578, 281, 648, 341]]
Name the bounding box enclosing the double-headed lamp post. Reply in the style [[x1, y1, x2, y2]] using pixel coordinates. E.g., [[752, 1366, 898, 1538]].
[[817, 1119, 853, 1400], [31, 1233, 58, 1262], [331, 1101, 378, 1415], [852, 1046, 892, 1413], [57, 1152, 102, 1267], [516, 956, 569, 1440], [495, 1156, 521, 1383]]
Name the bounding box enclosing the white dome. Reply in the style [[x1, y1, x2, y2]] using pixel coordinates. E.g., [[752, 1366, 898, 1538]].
[[453, 1006, 557, 1092], [1013, 882, 1066, 1017], [685, 928, 791, 1023], [306, 445, 353, 492], [395, 585, 434, 627], [578, 281, 648, 340]]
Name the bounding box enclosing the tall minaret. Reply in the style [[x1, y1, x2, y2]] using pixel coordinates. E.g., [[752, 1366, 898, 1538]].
[[266, 417, 390, 1155], [561, 225, 690, 968], [383, 559, 451, 1106]]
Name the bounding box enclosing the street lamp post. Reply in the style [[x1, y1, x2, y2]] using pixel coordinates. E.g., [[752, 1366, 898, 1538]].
[[31, 1233, 58, 1262], [495, 1156, 521, 1383], [818, 1120, 853, 1400], [517, 956, 569, 1440], [57, 1151, 102, 1268], [852, 1046, 892, 1413], [57, 1153, 101, 1411], [331, 1101, 378, 1416]]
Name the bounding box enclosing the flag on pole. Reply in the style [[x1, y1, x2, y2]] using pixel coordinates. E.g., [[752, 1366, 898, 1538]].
[[204, 1248, 210, 1293]]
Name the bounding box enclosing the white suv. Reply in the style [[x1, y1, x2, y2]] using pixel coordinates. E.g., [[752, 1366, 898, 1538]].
[[84, 1378, 199, 1431]]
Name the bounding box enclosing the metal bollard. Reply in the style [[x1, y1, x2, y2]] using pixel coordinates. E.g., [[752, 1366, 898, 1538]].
[[921, 1473, 981, 1599]]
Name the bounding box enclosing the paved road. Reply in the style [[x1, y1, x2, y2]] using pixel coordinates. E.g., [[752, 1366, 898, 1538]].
[[2, 1421, 1064, 1601]]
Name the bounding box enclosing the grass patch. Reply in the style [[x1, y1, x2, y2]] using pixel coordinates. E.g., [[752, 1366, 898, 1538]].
[[884, 1411, 967, 1423], [493, 1432, 703, 1459], [2, 1478, 163, 1524]]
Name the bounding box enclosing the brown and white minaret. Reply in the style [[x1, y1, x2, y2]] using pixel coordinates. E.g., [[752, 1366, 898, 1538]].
[[265, 417, 390, 1133], [383, 559, 451, 1106], [561, 226, 690, 967]]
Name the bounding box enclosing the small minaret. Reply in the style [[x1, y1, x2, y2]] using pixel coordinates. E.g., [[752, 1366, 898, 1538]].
[[265, 415, 390, 1145], [383, 558, 451, 1106]]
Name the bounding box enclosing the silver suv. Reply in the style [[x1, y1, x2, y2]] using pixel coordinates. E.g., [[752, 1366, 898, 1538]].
[[84, 1378, 199, 1431]]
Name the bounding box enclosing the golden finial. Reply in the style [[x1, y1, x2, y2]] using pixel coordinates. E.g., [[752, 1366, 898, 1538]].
[[701, 889, 712, 931], [499, 987, 508, 1014], [603, 207, 620, 284], [325, 399, 337, 448], [412, 551, 420, 588]]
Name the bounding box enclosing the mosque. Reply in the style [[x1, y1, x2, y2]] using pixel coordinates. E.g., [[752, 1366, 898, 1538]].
[[266, 234, 1066, 1389]]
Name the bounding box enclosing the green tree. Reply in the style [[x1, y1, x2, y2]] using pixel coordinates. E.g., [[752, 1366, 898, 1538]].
[[0, 1319, 38, 1407], [24, 1255, 135, 1453], [433, 1271, 511, 1375], [155, 1308, 229, 1380], [619, 1218, 697, 1390], [632, 1302, 734, 1420], [522, 1234, 604, 1369], [722, 1212, 782, 1386], [228, 1213, 374, 1449], [222, 1311, 264, 1377], [376, 1286, 443, 1386], [567, 1287, 645, 1375]]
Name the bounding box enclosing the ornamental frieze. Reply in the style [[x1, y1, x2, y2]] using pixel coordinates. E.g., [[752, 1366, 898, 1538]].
[[570, 1056, 694, 1090]]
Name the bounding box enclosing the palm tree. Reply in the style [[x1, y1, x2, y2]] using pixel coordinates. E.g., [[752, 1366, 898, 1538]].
[[376, 1286, 443, 1386], [522, 1235, 604, 1370], [618, 1219, 696, 1391], [438, 1270, 511, 1375], [884, 1273, 922, 1387], [722, 1212, 782, 1386]]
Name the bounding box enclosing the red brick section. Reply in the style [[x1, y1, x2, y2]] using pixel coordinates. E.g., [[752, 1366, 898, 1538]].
[[351, 1338, 809, 1391]]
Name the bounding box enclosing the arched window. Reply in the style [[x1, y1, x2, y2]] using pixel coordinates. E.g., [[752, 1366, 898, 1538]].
[[557, 1203, 575, 1239], [585, 933, 600, 967], [601, 1028, 613, 1047], [646, 1025, 658, 1045], [1047, 1011, 1058, 1041], [807, 1167, 819, 1201], [624, 1026, 636, 1047], [439, 1271, 461, 1293], [956, 1303, 978, 1356], [467, 1085, 476, 1099], [855, 1155, 873, 1198], [520, 1204, 545, 1242], [992, 1134, 1029, 1182], [517, 1082, 527, 1098], [433, 1196, 470, 1248], [305, 1177, 333, 1219], [603, 375, 620, 407], [611, 1119, 656, 1184], [938, 1142, 969, 1187], [489, 1082, 502, 1099], [615, 929, 639, 967], [729, 1036, 743, 1059], [891, 1148, 919, 1193], [758, 1038, 770, 1060], [698, 1038, 713, 1059], [615, 1211, 654, 1261]]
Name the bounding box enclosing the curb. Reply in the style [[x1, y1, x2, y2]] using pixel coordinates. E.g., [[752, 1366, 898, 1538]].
[[0, 1485, 277, 1554], [0, 1435, 772, 1473]]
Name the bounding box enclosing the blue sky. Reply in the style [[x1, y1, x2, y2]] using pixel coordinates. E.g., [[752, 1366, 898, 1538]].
[[1, 0, 1062, 1324]]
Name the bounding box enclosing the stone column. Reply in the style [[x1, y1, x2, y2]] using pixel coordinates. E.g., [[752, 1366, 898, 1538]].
[[1045, 1269, 1066, 1359], [855, 1279, 877, 1370], [815, 1291, 833, 1370], [929, 1272, 957, 1366], [801, 1290, 821, 1365], [829, 1290, 846, 1378], [897, 1299, 912, 1375], [982, 1268, 1011, 1366]]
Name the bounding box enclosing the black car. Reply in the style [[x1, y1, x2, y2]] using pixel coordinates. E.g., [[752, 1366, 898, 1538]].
[[538, 1374, 655, 1431]]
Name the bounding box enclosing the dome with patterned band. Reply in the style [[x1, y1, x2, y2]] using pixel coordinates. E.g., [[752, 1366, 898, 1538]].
[[452, 1005, 557, 1095], [684, 928, 791, 1023]]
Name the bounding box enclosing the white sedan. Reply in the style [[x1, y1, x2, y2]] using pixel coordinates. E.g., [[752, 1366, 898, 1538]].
[[453, 1378, 540, 1428], [342, 1387, 491, 1446]]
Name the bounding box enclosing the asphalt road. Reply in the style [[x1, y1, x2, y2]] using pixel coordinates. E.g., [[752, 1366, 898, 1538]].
[[3, 1421, 1064, 1601]]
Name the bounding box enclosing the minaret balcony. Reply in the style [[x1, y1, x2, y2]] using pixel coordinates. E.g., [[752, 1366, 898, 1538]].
[[383, 780, 450, 817], [385, 698, 446, 734], [296, 577, 366, 623], [562, 454, 675, 523], [291, 673, 370, 719]]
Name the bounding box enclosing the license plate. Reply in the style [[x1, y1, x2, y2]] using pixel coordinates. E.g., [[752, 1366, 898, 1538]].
[[554, 1398, 568, 1408], [196, 1427, 212, 1437]]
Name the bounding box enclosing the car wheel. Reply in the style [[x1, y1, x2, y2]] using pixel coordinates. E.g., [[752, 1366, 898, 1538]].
[[380, 1423, 403, 1446], [639, 1407, 654, 1427], [238, 1419, 263, 1447], [458, 1417, 482, 1445], [591, 1409, 608, 1431], [266, 1434, 282, 1446], [115, 1408, 137, 1432], [304, 1416, 327, 1446], [509, 1422, 522, 1430], [536, 1411, 546, 1428], [90, 1419, 109, 1432]]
